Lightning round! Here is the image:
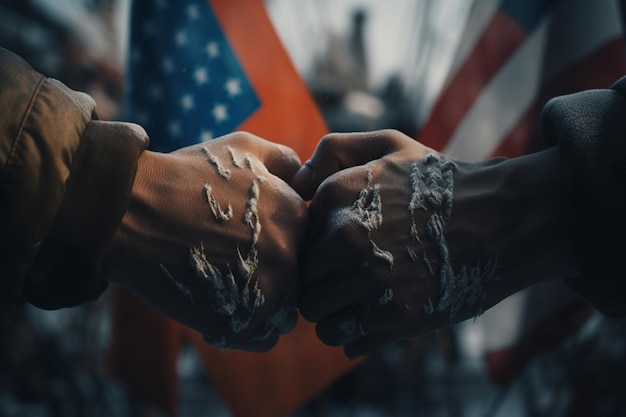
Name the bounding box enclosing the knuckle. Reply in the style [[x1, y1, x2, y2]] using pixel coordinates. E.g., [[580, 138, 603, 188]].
[[270, 241, 297, 265], [379, 128, 401, 138], [277, 142, 300, 162], [298, 300, 319, 323], [319, 132, 343, 147], [377, 128, 407, 146], [315, 322, 341, 347], [277, 310, 298, 334], [229, 130, 258, 146], [332, 218, 366, 248], [287, 193, 309, 225], [315, 133, 344, 158], [314, 174, 347, 204]]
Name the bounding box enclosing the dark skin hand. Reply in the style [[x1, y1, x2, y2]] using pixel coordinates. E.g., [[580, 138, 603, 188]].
[[292, 129, 580, 359]]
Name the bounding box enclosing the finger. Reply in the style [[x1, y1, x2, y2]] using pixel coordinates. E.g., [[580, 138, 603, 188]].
[[299, 270, 372, 323], [343, 327, 410, 360], [236, 329, 280, 353], [303, 164, 371, 246], [234, 132, 302, 182], [277, 309, 298, 334], [300, 213, 369, 285], [292, 130, 406, 200], [257, 301, 299, 336], [314, 299, 414, 348], [263, 143, 302, 183], [203, 322, 282, 353], [315, 305, 368, 347]]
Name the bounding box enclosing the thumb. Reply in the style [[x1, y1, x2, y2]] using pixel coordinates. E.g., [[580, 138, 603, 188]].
[[291, 130, 406, 200]]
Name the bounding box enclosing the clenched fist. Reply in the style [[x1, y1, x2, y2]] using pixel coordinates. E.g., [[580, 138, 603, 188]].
[[104, 131, 307, 352], [292, 130, 578, 359]]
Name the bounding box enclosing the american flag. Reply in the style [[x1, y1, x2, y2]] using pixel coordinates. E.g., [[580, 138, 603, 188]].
[[417, 0, 626, 388], [419, 0, 626, 161], [125, 0, 260, 152]]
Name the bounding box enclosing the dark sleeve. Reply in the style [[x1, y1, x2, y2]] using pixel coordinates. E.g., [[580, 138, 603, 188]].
[[541, 77, 626, 317], [0, 47, 148, 311]]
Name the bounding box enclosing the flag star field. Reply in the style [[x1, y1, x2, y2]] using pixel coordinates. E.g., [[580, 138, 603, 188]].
[[126, 0, 260, 152]]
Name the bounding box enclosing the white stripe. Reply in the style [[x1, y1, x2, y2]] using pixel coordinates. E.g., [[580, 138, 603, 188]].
[[443, 11, 551, 161], [420, 0, 500, 121], [446, 0, 501, 86], [443, 0, 623, 162]]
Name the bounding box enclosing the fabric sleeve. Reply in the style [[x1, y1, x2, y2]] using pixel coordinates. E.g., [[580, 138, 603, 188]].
[[541, 77, 626, 317], [0, 47, 148, 310]]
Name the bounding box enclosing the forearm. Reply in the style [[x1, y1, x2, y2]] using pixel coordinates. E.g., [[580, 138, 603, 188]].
[[449, 147, 581, 312]]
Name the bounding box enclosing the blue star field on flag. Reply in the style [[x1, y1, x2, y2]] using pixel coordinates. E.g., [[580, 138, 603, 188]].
[[125, 0, 260, 152]]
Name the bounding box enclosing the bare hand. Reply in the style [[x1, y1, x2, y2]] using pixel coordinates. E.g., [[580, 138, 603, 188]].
[[104, 132, 307, 352], [292, 130, 577, 358]]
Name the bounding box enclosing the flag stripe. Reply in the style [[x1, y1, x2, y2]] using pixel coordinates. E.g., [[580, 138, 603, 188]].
[[443, 0, 500, 93], [418, 10, 527, 152], [423, 0, 624, 161], [442, 11, 550, 161], [423, 0, 626, 391]]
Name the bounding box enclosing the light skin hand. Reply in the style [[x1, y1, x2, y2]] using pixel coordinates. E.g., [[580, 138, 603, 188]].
[[292, 129, 580, 359], [103, 131, 307, 352]]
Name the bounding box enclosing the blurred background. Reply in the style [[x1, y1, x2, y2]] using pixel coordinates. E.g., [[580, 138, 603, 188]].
[[2, 0, 626, 416]]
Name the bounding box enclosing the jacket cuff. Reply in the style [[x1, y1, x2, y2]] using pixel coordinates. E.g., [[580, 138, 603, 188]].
[[24, 121, 149, 309], [0, 49, 97, 311], [541, 78, 626, 316]]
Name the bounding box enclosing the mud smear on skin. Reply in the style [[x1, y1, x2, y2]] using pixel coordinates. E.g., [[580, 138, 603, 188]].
[[158, 151, 292, 347]]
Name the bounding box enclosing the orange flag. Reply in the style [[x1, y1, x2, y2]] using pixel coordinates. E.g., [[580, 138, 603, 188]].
[[109, 1, 361, 416], [209, 0, 322, 158]]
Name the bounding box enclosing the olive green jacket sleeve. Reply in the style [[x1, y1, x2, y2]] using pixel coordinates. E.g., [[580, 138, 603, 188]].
[[541, 77, 626, 317], [0, 47, 148, 310]]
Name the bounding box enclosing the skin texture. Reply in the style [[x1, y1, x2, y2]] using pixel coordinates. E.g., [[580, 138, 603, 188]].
[[292, 129, 580, 359], [103, 131, 307, 352]]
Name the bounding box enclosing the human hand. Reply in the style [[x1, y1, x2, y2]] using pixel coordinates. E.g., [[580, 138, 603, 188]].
[[292, 130, 577, 358], [103, 131, 307, 352]]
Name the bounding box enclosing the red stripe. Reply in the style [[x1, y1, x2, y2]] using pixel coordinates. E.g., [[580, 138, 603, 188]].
[[418, 11, 527, 152], [491, 37, 626, 158]]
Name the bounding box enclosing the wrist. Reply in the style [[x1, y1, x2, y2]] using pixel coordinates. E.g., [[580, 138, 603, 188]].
[[104, 148, 160, 282], [502, 148, 580, 282], [449, 148, 580, 304]]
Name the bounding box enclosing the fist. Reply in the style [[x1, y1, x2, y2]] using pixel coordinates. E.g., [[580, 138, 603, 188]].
[[105, 132, 307, 352], [292, 130, 509, 358]]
